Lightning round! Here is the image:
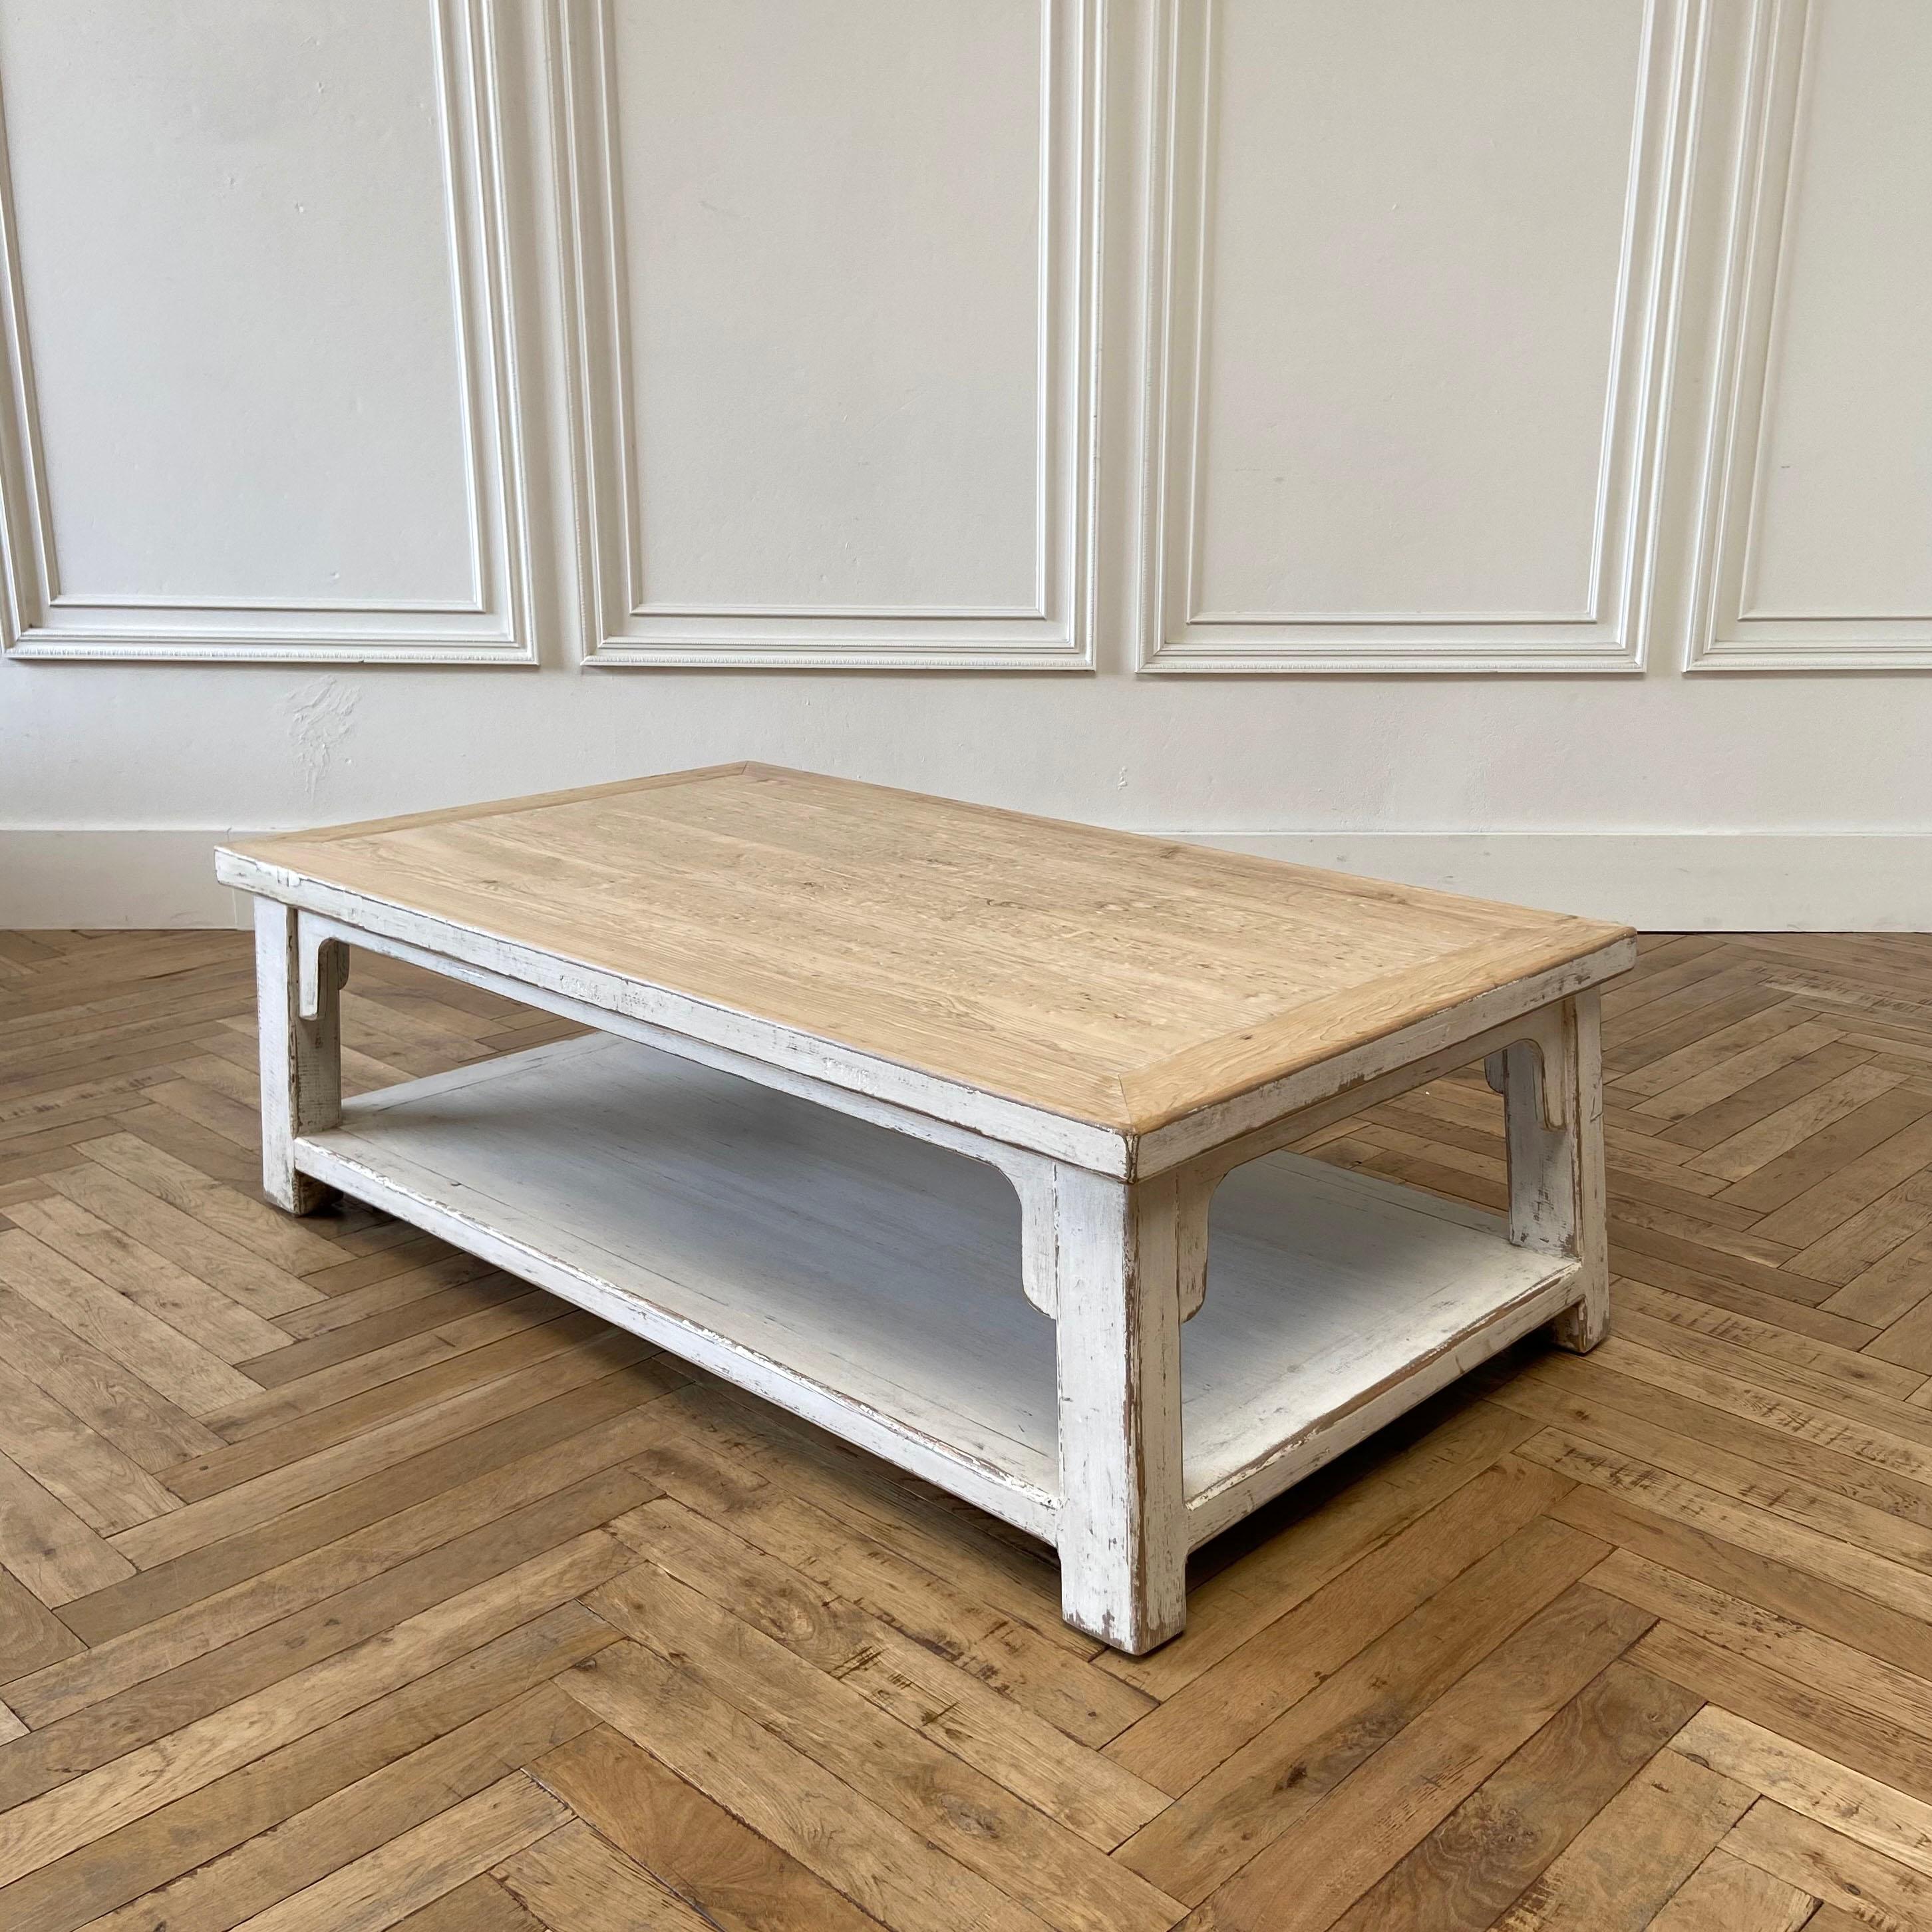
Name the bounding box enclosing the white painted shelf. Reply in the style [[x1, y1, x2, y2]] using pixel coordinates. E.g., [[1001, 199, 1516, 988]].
[[296, 1034, 1577, 1549]]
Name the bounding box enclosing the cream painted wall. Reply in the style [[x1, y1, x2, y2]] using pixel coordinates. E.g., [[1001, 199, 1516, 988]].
[[1, 0, 1928, 928]]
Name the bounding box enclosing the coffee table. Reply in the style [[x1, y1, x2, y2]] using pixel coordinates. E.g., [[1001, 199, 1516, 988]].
[[217, 764, 1633, 1653]]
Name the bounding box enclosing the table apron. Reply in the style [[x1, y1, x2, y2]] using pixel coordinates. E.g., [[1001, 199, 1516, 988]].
[[1133, 937, 1635, 1176], [240, 876, 1106, 1170]]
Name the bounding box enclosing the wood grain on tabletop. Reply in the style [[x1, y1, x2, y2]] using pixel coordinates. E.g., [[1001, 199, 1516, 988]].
[[226, 763, 1632, 1132]]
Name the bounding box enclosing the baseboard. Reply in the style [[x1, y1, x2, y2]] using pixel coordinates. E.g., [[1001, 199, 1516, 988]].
[[1183, 833, 1932, 932], [3, 828, 1929, 932], [0, 831, 250, 929]]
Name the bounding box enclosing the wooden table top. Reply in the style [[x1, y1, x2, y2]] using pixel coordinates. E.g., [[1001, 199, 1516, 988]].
[[223, 764, 1633, 1136]]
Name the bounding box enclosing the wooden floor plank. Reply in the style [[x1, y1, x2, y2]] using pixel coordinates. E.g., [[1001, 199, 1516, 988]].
[[0, 1359, 182, 1535], [1611, 1275, 1922, 1398], [613, 1492, 1170, 1848], [0, 1533, 629, 1891], [1484, 1349, 1932, 1538], [1686, 1070, 1911, 1186], [0, 1472, 655, 1816], [1656, 1043, 1881, 1154], [1633, 1622, 1932, 1811], [0, 1565, 82, 1677], [56, 1687, 592, 1932], [0, 1608, 615, 1932], [1820, 1228, 1932, 1327], [1591, 1547, 1932, 1747], [4, 1404, 673, 1730], [529, 1722, 891, 1932], [267, 1263, 530, 1355], [1100, 1395, 1540, 1702], [108, 1331, 666, 1570], [1103, 1453, 1571, 1794], [1328, 1671, 1712, 1932], [206, 1289, 569, 1445], [224, 1771, 567, 1932], [0, 1229, 261, 1416], [72, 1130, 344, 1275], [37, 1158, 324, 1317], [624, 1393, 1154, 1750], [1177, 1585, 1656, 1931], [494, 1816, 715, 1932], [1622, 1016, 1843, 1120], [6, 1193, 294, 1363], [389, 1873, 549, 1932], [1671, 1706, 1932, 1877], [589, 1557, 1185, 1932], [559, 1637, 1052, 1932], [1113, 1518, 1610, 1903], [106, 1098, 263, 1189], [170, 1305, 603, 1498], [1486, 1739, 1752, 1931], [1552, 1333, 1932, 1484], [1724, 1800, 1932, 1929], [0, 1446, 137, 1605], [1606, 1215, 1848, 1309], [59, 1365, 676, 1649], [1522, 1429, 1932, 1626], [656, 1376, 1083, 1641], [1624, 1845, 1814, 1931]]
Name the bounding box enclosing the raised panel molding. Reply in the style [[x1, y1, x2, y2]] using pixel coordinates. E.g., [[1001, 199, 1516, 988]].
[[1686, 0, 1932, 670], [552, 0, 1100, 669], [1138, 0, 1702, 675], [0, 0, 536, 663]]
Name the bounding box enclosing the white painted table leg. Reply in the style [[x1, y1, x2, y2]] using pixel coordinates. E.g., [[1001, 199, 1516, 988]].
[[254, 897, 344, 1215], [1046, 1164, 1192, 1653], [1487, 989, 1608, 1353]]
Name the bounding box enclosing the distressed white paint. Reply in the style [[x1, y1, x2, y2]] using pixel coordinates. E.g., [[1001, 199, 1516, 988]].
[[287, 1023, 1584, 1639], [219, 865, 1135, 1172], [252, 897, 342, 1213], [1048, 1163, 1188, 1649], [234, 818, 1613, 1647], [1487, 993, 1611, 1352], [3, 0, 1931, 925], [1554, 991, 1611, 1352]]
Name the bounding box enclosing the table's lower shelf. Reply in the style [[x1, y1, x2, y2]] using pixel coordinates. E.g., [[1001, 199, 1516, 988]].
[[296, 1034, 1580, 1551]]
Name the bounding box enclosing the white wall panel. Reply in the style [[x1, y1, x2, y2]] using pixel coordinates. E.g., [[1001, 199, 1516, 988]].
[[1687, 0, 1932, 668], [556, 0, 1098, 666], [1139, 0, 1698, 672], [0, 0, 535, 660], [3, 0, 1932, 936]]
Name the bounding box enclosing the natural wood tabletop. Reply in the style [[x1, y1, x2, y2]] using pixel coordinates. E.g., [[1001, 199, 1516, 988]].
[[224, 763, 1633, 1136]]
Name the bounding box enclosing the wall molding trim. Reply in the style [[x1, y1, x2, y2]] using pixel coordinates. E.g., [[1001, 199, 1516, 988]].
[[1684, 0, 1932, 671], [550, 0, 1102, 669], [1136, 0, 1704, 675], [0, 0, 538, 663], [10, 827, 1929, 933]]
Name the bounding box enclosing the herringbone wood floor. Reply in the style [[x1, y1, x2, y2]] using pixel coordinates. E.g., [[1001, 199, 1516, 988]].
[[3, 929, 1932, 1931]]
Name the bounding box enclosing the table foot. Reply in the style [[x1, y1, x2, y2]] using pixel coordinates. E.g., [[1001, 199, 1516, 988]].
[[1047, 1166, 1190, 1653], [253, 897, 344, 1215], [1490, 991, 1609, 1354]]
